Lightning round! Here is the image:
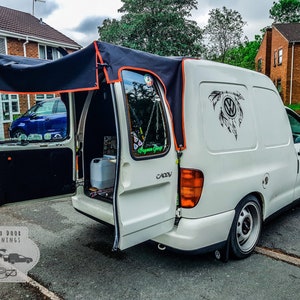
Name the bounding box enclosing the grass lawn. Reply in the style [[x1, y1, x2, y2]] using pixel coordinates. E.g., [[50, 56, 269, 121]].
[[287, 104, 300, 113]]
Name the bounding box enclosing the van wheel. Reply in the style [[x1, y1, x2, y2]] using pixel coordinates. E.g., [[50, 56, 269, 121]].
[[230, 195, 262, 259]]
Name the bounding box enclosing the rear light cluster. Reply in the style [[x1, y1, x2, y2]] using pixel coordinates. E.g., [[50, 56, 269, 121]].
[[180, 168, 204, 208]]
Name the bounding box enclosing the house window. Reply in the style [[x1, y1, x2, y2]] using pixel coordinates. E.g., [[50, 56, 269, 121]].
[[277, 79, 282, 94], [278, 48, 283, 65], [35, 94, 56, 102], [38, 46, 61, 100], [39, 45, 61, 60], [273, 51, 277, 67], [257, 58, 262, 72], [122, 70, 170, 158], [1, 94, 20, 122], [0, 37, 6, 54]]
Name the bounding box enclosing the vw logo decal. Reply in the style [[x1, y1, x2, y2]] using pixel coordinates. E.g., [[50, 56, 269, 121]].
[[223, 96, 237, 119], [208, 90, 245, 140]]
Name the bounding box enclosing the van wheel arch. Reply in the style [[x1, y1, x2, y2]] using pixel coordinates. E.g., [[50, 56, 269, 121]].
[[229, 194, 263, 259]]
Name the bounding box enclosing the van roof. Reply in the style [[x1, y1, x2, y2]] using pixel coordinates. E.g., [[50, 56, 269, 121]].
[[183, 59, 274, 88]]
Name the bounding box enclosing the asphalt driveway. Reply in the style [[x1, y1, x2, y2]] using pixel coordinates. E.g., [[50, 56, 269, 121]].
[[0, 198, 299, 300]]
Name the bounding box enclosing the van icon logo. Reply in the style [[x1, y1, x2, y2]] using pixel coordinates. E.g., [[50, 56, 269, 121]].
[[209, 91, 244, 140]]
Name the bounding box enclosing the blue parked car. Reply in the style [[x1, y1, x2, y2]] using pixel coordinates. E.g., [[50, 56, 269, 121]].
[[9, 98, 67, 140]]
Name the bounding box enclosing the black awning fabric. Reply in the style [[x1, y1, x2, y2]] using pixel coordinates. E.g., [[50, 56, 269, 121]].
[[0, 41, 186, 148], [0, 42, 99, 94], [95, 42, 185, 148]]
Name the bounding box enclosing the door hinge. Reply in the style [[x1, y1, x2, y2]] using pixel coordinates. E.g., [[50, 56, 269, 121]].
[[76, 178, 84, 187], [176, 207, 182, 218]]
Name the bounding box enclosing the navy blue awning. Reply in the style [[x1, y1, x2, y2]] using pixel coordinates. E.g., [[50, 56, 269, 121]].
[[0, 41, 186, 148], [0, 42, 98, 93]]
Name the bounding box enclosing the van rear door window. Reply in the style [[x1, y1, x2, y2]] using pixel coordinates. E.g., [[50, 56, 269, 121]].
[[122, 70, 169, 158]]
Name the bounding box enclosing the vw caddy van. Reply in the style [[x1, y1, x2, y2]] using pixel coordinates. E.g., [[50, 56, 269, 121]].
[[0, 41, 299, 261]]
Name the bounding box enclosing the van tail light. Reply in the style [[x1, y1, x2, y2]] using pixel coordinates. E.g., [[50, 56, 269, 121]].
[[180, 168, 204, 208]]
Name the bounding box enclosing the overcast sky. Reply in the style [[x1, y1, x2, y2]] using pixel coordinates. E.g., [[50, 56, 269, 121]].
[[0, 0, 276, 47]]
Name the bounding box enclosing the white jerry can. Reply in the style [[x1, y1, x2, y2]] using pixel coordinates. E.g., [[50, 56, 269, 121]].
[[90, 155, 116, 189]]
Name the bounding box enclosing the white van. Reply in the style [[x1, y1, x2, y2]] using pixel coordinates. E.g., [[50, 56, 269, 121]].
[[0, 42, 299, 261]]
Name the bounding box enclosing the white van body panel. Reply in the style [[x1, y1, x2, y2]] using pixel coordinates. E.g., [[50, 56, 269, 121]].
[[151, 60, 298, 251], [112, 83, 178, 250], [153, 210, 235, 251]]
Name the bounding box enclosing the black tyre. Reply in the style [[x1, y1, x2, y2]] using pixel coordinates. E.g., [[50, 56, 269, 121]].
[[12, 129, 25, 139], [230, 195, 262, 259]]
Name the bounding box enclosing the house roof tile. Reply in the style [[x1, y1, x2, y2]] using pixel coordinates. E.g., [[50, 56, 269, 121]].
[[0, 5, 81, 48], [274, 23, 300, 42]]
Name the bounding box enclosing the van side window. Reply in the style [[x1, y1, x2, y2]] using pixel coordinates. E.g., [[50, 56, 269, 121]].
[[286, 109, 300, 143], [122, 70, 170, 158]]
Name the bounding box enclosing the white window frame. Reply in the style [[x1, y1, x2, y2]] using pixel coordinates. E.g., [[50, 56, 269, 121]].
[[35, 94, 56, 101], [1, 94, 20, 123], [0, 36, 7, 54], [38, 44, 62, 61], [278, 48, 283, 65]]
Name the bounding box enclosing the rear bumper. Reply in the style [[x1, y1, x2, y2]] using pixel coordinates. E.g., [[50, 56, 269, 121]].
[[152, 210, 235, 252]]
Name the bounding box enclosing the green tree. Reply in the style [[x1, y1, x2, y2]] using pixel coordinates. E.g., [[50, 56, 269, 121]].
[[224, 35, 262, 70], [269, 0, 300, 23], [98, 0, 204, 56], [204, 6, 246, 63]]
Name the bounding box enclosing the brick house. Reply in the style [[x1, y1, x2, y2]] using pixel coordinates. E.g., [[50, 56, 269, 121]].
[[0, 6, 81, 139], [255, 23, 300, 106]]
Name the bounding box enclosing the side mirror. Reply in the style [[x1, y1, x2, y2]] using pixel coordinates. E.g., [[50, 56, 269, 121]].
[[29, 112, 37, 119]]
